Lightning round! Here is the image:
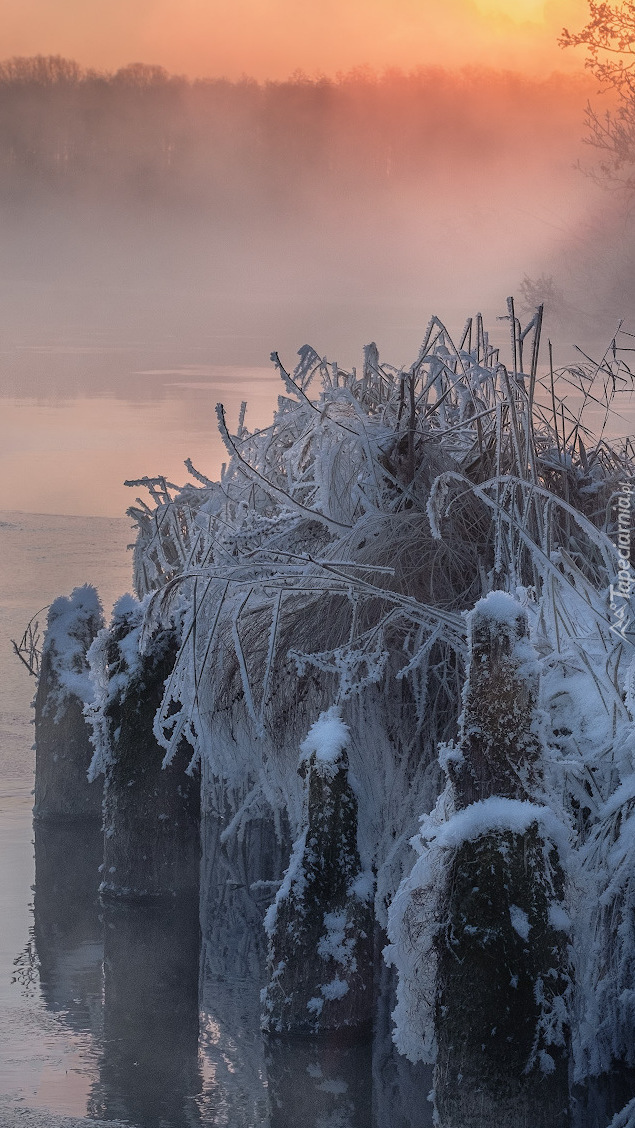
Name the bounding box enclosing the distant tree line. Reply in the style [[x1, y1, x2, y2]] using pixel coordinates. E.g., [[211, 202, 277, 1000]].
[[0, 55, 591, 213]]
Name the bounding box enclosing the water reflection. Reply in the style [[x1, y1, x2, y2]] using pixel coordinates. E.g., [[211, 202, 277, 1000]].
[[32, 817, 203, 1126], [27, 813, 635, 1126], [33, 821, 104, 1037], [198, 983, 269, 1127], [92, 899, 202, 1127], [266, 1034, 372, 1128], [197, 811, 286, 1125], [197, 807, 432, 1128]]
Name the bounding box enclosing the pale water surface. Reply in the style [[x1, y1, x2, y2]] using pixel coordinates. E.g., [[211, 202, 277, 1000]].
[[0, 337, 281, 516]]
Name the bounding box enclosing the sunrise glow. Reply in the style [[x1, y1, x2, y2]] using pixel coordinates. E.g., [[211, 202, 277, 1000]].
[[1, 0, 586, 79], [473, 0, 547, 24]]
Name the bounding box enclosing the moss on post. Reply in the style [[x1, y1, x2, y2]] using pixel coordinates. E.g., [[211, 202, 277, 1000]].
[[34, 586, 103, 822], [262, 707, 374, 1034]]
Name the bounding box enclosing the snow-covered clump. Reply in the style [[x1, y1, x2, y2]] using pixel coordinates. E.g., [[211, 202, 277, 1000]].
[[40, 584, 103, 718], [108, 302, 633, 1083]]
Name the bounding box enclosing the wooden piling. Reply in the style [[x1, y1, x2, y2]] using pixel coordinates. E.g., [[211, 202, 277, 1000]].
[[434, 592, 572, 1128], [34, 586, 103, 822], [99, 605, 200, 901], [262, 708, 374, 1034]]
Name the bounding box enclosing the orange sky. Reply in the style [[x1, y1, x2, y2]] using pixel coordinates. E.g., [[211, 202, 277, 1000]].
[[2, 0, 588, 79]]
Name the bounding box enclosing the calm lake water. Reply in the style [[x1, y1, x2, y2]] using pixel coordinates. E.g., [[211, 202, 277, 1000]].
[[0, 336, 283, 517]]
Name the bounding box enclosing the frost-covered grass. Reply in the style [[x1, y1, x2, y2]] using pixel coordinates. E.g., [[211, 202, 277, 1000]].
[[107, 300, 634, 1079]]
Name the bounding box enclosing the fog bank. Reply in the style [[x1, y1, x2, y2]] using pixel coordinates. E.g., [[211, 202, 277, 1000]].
[[0, 59, 614, 379]]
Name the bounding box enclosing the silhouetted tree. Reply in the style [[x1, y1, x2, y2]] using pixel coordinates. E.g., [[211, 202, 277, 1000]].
[[561, 2, 635, 190]]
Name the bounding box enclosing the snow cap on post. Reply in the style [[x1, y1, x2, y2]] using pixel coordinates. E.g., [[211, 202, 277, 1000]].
[[42, 584, 104, 715], [299, 704, 350, 779]]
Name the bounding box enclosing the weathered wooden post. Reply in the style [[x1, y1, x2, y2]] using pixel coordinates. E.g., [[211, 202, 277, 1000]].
[[446, 591, 542, 806], [435, 591, 572, 1127], [388, 592, 572, 1128], [261, 706, 374, 1034], [92, 597, 200, 901], [34, 586, 103, 822]]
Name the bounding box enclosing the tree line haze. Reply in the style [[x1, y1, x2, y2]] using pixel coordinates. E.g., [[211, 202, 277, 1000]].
[[0, 55, 591, 210], [0, 53, 629, 383]]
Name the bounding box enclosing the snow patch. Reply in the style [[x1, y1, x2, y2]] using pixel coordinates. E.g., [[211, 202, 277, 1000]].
[[42, 585, 103, 716], [471, 589, 525, 627], [264, 828, 308, 937], [509, 904, 530, 942], [548, 904, 571, 932], [320, 976, 349, 1001], [299, 705, 350, 775], [419, 798, 570, 859], [317, 912, 357, 969]]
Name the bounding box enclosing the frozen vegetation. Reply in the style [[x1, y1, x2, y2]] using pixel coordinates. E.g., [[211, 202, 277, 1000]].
[[29, 300, 635, 1123]]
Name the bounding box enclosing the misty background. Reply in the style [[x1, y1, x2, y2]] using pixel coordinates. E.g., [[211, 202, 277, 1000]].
[[0, 56, 630, 512]]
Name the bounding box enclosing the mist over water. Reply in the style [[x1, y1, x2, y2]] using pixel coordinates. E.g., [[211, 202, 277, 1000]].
[[0, 61, 617, 369], [0, 56, 632, 521], [2, 60, 628, 515]]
